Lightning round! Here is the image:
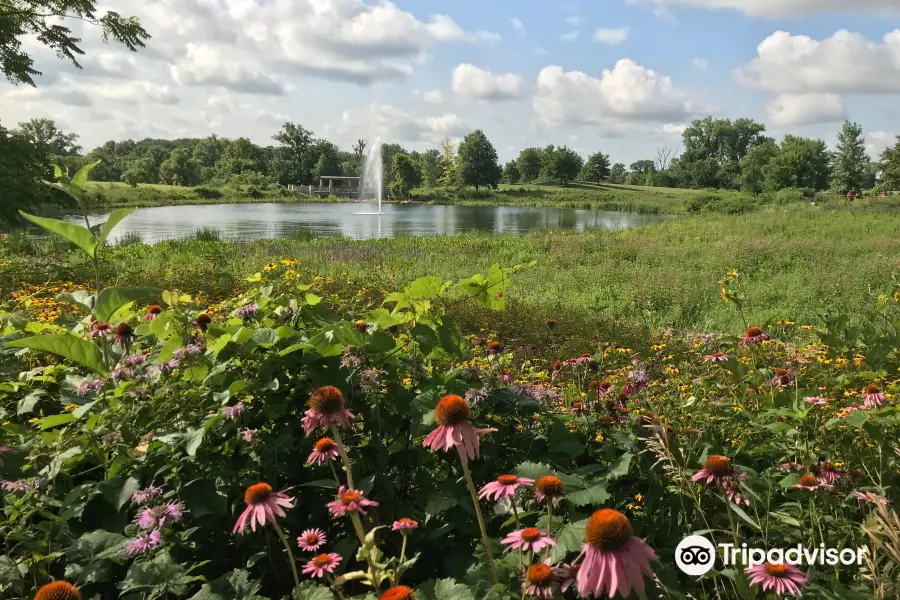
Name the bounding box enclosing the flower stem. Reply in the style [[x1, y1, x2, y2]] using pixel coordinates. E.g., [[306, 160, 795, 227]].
[[350, 512, 382, 593], [331, 426, 355, 489], [459, 452, 499, 585], [328, 575, 347, 600], [329, 462, 343, 489], [273, 522, 301, 592], [399, 533, 408, 565]]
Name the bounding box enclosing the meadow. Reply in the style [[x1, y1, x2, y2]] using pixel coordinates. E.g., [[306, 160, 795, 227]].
[[1, 174, 899, 600]]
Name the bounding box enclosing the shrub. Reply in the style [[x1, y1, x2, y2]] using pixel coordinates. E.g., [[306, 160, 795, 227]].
[[193, 226, 222, 242]]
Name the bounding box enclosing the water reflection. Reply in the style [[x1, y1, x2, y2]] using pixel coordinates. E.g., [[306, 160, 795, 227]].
[[70, 202, 674, 243]]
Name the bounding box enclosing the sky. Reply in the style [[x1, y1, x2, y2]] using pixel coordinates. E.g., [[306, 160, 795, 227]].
[[1, 0, 899, 165]]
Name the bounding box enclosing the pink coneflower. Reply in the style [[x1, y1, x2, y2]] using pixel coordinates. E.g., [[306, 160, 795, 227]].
[[740, 326, 769, 346], [297, 528, 326, 551], [862, 384, 887, 408], [302, 553, 342, 579], [221, 402, 246, 419], [855, 491, 889, 506], [569, 401, 589, 416], [767, 368, 794, 388], [745, 563, 807, 597], [793, 474, 832, 491], [479, 474, 535, 502], [555, 562, 580, 593], [301, 386, 355, 436], [423, 394, 497, 460], [241, 428, 258, 442], [596, 381, 613, 398], [308, 438, 340, 465], [34, 581, 81, 600], [144, 305, 162, 322], [503, 528, 556, 553], [379, 586, 416, 600], [692, 456, 748, 504], [125, 529, 164, 555], [326, 486, 378, 518], [113, 323, 136, 348], [392, 518, 419, 531], [804, 396, 827, 406], [233, 483, 294, 534], [521, 563, 558, 599], [89, 321, 111, 338], [704, 353, 729, 363], [781, 462, 803, 471], [812, 462, 843, 484], [486, 341, 503, 355], [535, 475, 564, 506], [845, 404, 868, 413], [576, 509, 657, 598], [194, 313, 212, 332]]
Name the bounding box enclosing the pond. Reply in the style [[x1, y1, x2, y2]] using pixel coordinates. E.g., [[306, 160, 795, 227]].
[[72, 202, 674, 243]]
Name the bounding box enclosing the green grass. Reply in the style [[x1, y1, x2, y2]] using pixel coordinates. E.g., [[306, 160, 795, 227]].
[[4, 202, 898, 350], [79, 182, 343, 209]]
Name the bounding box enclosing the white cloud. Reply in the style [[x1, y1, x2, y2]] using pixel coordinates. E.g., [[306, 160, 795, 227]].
[[692, 58, 708, 71], [533, 60, 704, 129], [627, 0, 900, 18], [171, 42, 285, 95], [593, 27, 629, 45], [511, 18, 525, 34], [452, 64, 527, 101], [662, 123, 688, 137], [418, 89, 445, 104], [332, 103, 466, 146], [734, 30, 900, 94], [866, 131, 898, 157], [765, 93, 847, 126], [535, 46, 549, 56], [93, 80, 180, 105], [561, 31, 580, 42], [565, 16, 585, 26]]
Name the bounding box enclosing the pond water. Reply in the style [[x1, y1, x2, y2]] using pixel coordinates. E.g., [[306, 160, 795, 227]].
[[72, 202, 674, 243]]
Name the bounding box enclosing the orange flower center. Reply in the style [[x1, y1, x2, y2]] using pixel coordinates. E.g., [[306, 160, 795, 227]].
[[553, 360, 562, 370], [244, 482, 272, 505], [96, 322, 110, 330], [34, 581, 82, 600], [312, 554, 332, 567], [116, 323, 133, 335], [585, 509, 633, 550], [148, 305, 162, 314], [746, 326, 763, 337], [488, 341, 501, 350], [196, 313, 212, 325], [572, 401, 584, 410], [527, 563, 553, 584], [775, 368, 789, 377], [379, 586, 416, 600], [309, 386, 345, 414], [704, 455, 732, 476], [314, 438, 335, 452], [536, 475, 563, 496], [340, 490, 361, 505], [521, 527, 542, 542], [589, 380, 598, 389], [397, 518, 416, 527], [355, 321, 369, 330], [434, 395, 470, 426], [864, 384, 881, 394], [497, 474, 519, 485], [765, 563, 788, 576], [799, 475, 818, 487], [304, 533, 320, 544], [599, 381, 612, 390]]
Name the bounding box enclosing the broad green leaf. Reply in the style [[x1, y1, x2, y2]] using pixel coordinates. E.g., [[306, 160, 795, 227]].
[[19, 211, 97, 257], [181, 479, 228, 518], [5, 334, 107, 374], [97, 208, 135, 246], [418, 579, 475, 600], [549, 421, 584, 458], [184, 428, 206, 456], [290, 582, 334, 600], [39, 413, 75, 430], [407, 276, 446, 299], [72, 160, 102, 190], [99, 476, 140, 511], [94, 286, 161, 322], [566, 483, 610, 506], [728, 502, 760, 530], [189, 569, 266, 600], [549, 518, 587, 562], [606, 451, 633, 480], [58, 290, 96, 313]]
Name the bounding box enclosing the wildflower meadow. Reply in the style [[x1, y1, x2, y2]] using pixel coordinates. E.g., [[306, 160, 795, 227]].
[[1, 165, 900, 600]]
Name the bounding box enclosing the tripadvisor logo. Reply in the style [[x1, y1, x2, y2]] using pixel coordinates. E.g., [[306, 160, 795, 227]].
[[675, 535, 868, 577]]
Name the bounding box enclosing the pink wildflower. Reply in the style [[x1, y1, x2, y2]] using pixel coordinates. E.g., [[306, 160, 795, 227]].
[[308, 438, 340, 465], [479, 474, 534, 502], [576, 509, 657, 599], [301, 386, 355, 436], [302, 553, 341, 579], [745, 563, 807, 597], [423, 394, 497, 460], [297, 528, 326, 552], [326, 486, 378, 518], [502, 528, 556, 553], [233, 483, 294, 534]]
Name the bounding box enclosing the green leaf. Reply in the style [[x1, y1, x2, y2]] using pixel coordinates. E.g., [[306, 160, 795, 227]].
[[418, 578, 476, 600], [606, 451, 633, 480], [97, 208, 135, 246], [99, 476, 140, 511], [19, 211, 97, 257], [58, 290, 96, 313], [549, 518, 587, 562], [95, 286, 161, 322], [728, 502, 760, 530], [72, 160, 102, 191], [566, 483, 610, 506], [549, 421, 584, 458], [184, 428, 206, 457], [181, 479, 228, 518], [290, 582, 334, 600], [39, 412, 75, 430], [5, 334, 107, 374], [189, 569, 266, 600]]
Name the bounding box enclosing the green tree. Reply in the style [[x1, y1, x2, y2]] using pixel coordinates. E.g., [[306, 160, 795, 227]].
[[2, 1, 150, 86], [85, 141, 124, 182], [765, 135, 831, 192], [830, 121, 869, 194], [418, 149, 442, 188], [516, 147, 542, 182], [540, 145, 583, 186], [739, 140, 777, 193], [438, 138, 458, 188], [457, 130, 501, 191], [580, 152, 611, 184], [677, 116, 771, 188], [880, 137, 900, 191], [609, 163, 626, 184], [312, 141, 342, 181], [121, 156, 155, 186], [502, 160, 520, 184], [380, 143, 406, 189], [215, 137, 266, 181], [0, 119, 53, 221], [159, 147, 201, 186], [389, 152, 421, 199], [352, 139, 367, 164], [273, 122, 314, 184], [16, 118, 80, 155]]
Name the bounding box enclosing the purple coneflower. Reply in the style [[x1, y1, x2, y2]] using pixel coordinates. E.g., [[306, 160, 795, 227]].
[[555, 562, 580, 593], [308, 438, 340, 465], [745, 562, 807, 597], [793, 474, 832, 491], [502, 527, 556, 553], [302, 553, 341, 579], [479, 474, 535, 502], [576, 509, 657, 598], [535, 475, 564, 506], [569, 401, 589, 416], [233, 483, 294, 534], [144, 305, 162, 322], [34, 581, 81, 600], [521, 563, 558, 599], [767, 368, 794, 388], [297, 528, 326, 552], [423, 394, 496, 461], [301, 386, 355, 436], [326, 486, 378, 518], [221, 402, 246, 419], [704, 352, 729, 363], [740, 326, 770, 346], [392, 518, 418, 531], [89, 321, 111, 338], [126, 529, 164, 555], [113, 323, 135, 349], [692, 456, 748, 504], [486, 341, 503, 355], [804, 396, 827, 406], [855, 491, 889, 506], [812, 462, 842, 484], [862, 384, 887, 408]]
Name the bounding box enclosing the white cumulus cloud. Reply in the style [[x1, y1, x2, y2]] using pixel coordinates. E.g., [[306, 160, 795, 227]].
[[594, 28, 629, 45], [511, 18, 525, 34], [627, 0, 900, 18], [452, 64, 527, 101], [765, 93, 847, 126]]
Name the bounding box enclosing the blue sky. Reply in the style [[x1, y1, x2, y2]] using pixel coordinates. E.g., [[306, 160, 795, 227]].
[[2, 0, 899, 164]]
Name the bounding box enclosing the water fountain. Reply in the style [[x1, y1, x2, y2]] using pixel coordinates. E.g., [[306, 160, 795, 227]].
[[357, 137, 383, 215]]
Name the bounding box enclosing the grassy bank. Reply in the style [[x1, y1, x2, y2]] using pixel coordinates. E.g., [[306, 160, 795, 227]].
[[4, 202, 898, 350], [79, 181, 338, 209]]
